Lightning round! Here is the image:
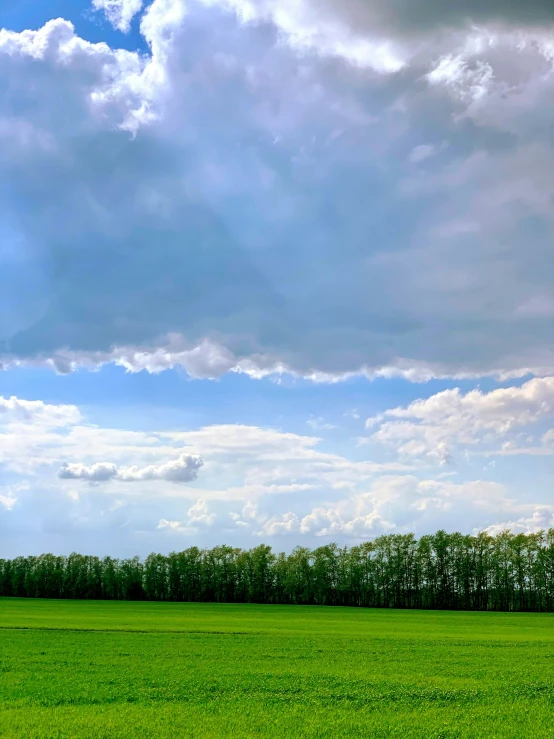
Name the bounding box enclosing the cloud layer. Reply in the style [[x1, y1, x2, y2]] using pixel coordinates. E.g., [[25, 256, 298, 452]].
[[0, 0, 553, 381]]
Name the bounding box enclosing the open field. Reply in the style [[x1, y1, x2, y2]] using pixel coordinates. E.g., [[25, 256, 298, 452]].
[[1, 599, 553, 738]]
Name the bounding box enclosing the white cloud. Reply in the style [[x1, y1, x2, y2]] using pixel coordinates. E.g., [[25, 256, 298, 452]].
[[306, 416, 336, 431], [482, 508, 554, 536], [157, 518, 181, 530], [186, 498, 216, 525], [58, 462, 119, 482], [0, 19, 151, 134], [0, 395, 81, 427], [1, 389, 411, 509], [118, 454, 204, 482], [408, 142, 448, 164], [427, 54, 494, 107], [157, 498, 216, 531], [298, 506, 391, 537], [110, 339, 238, 379], [252, 475, 517, 537], [241, 500, 263, 521], [367, 377, 554, 461], [196, 0, 554, 78], [0, 494, 18, 510], [257, 511, 300, 536], [58, 453, 203, 483], [1, 393, 410, 518], [1, 338, 509, 383], [198, 0, 407, 72], [2, 389, 552, 544], [483, 427, 554, 457], [92, 0, 144, 32]]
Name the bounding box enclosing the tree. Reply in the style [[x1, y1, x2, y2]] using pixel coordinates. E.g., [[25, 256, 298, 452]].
[[2, 530, 553, 611]]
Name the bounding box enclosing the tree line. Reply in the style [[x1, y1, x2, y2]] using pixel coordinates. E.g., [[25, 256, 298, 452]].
[[1, 530, 554, 611]]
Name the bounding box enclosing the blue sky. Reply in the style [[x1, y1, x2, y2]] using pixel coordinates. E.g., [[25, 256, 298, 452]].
[[1, 0, 553, 557]]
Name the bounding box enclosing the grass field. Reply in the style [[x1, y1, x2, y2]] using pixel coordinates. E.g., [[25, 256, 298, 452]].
[[1, 599, 553, 738]]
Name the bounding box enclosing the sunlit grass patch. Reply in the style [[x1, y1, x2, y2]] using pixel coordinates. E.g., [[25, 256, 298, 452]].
[[1, 598, 553, 738]]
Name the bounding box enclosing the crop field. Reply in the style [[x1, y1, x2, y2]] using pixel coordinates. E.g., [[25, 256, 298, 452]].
[[1, 599, 553, 738]]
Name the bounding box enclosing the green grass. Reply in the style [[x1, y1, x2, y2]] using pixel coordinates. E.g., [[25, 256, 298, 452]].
[[1, 599, 553, 738]]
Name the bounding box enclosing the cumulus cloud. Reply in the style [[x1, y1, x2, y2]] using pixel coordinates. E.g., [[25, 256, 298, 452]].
[[367, 377, 554, 462], [252, 475, 516, 537], [186, 498, 216, 525], [157, 498, 216, 530], [58, 453, 204, 483], [482, 508, 554, 536], [58, 462, 119, 482], [299, 506, 392, 538], [257, 511, 301, 536]]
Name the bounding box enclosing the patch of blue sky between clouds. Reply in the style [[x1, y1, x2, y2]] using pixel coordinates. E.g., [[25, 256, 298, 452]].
[[0, 0, 148, 50]]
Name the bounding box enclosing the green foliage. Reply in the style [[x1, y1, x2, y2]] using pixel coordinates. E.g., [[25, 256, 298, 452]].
[[1, 599, 554, 737], [2, 530, 554, 610]]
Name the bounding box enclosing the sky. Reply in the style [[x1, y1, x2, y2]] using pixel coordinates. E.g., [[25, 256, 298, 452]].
[[0, 0, 553, 558]]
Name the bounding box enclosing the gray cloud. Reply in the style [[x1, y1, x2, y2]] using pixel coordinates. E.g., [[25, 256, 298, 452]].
[[0, 2, 553, 380], [58, 454, 204, 483], [293, 0, 554, 34], [58, 462, 118, 482]]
